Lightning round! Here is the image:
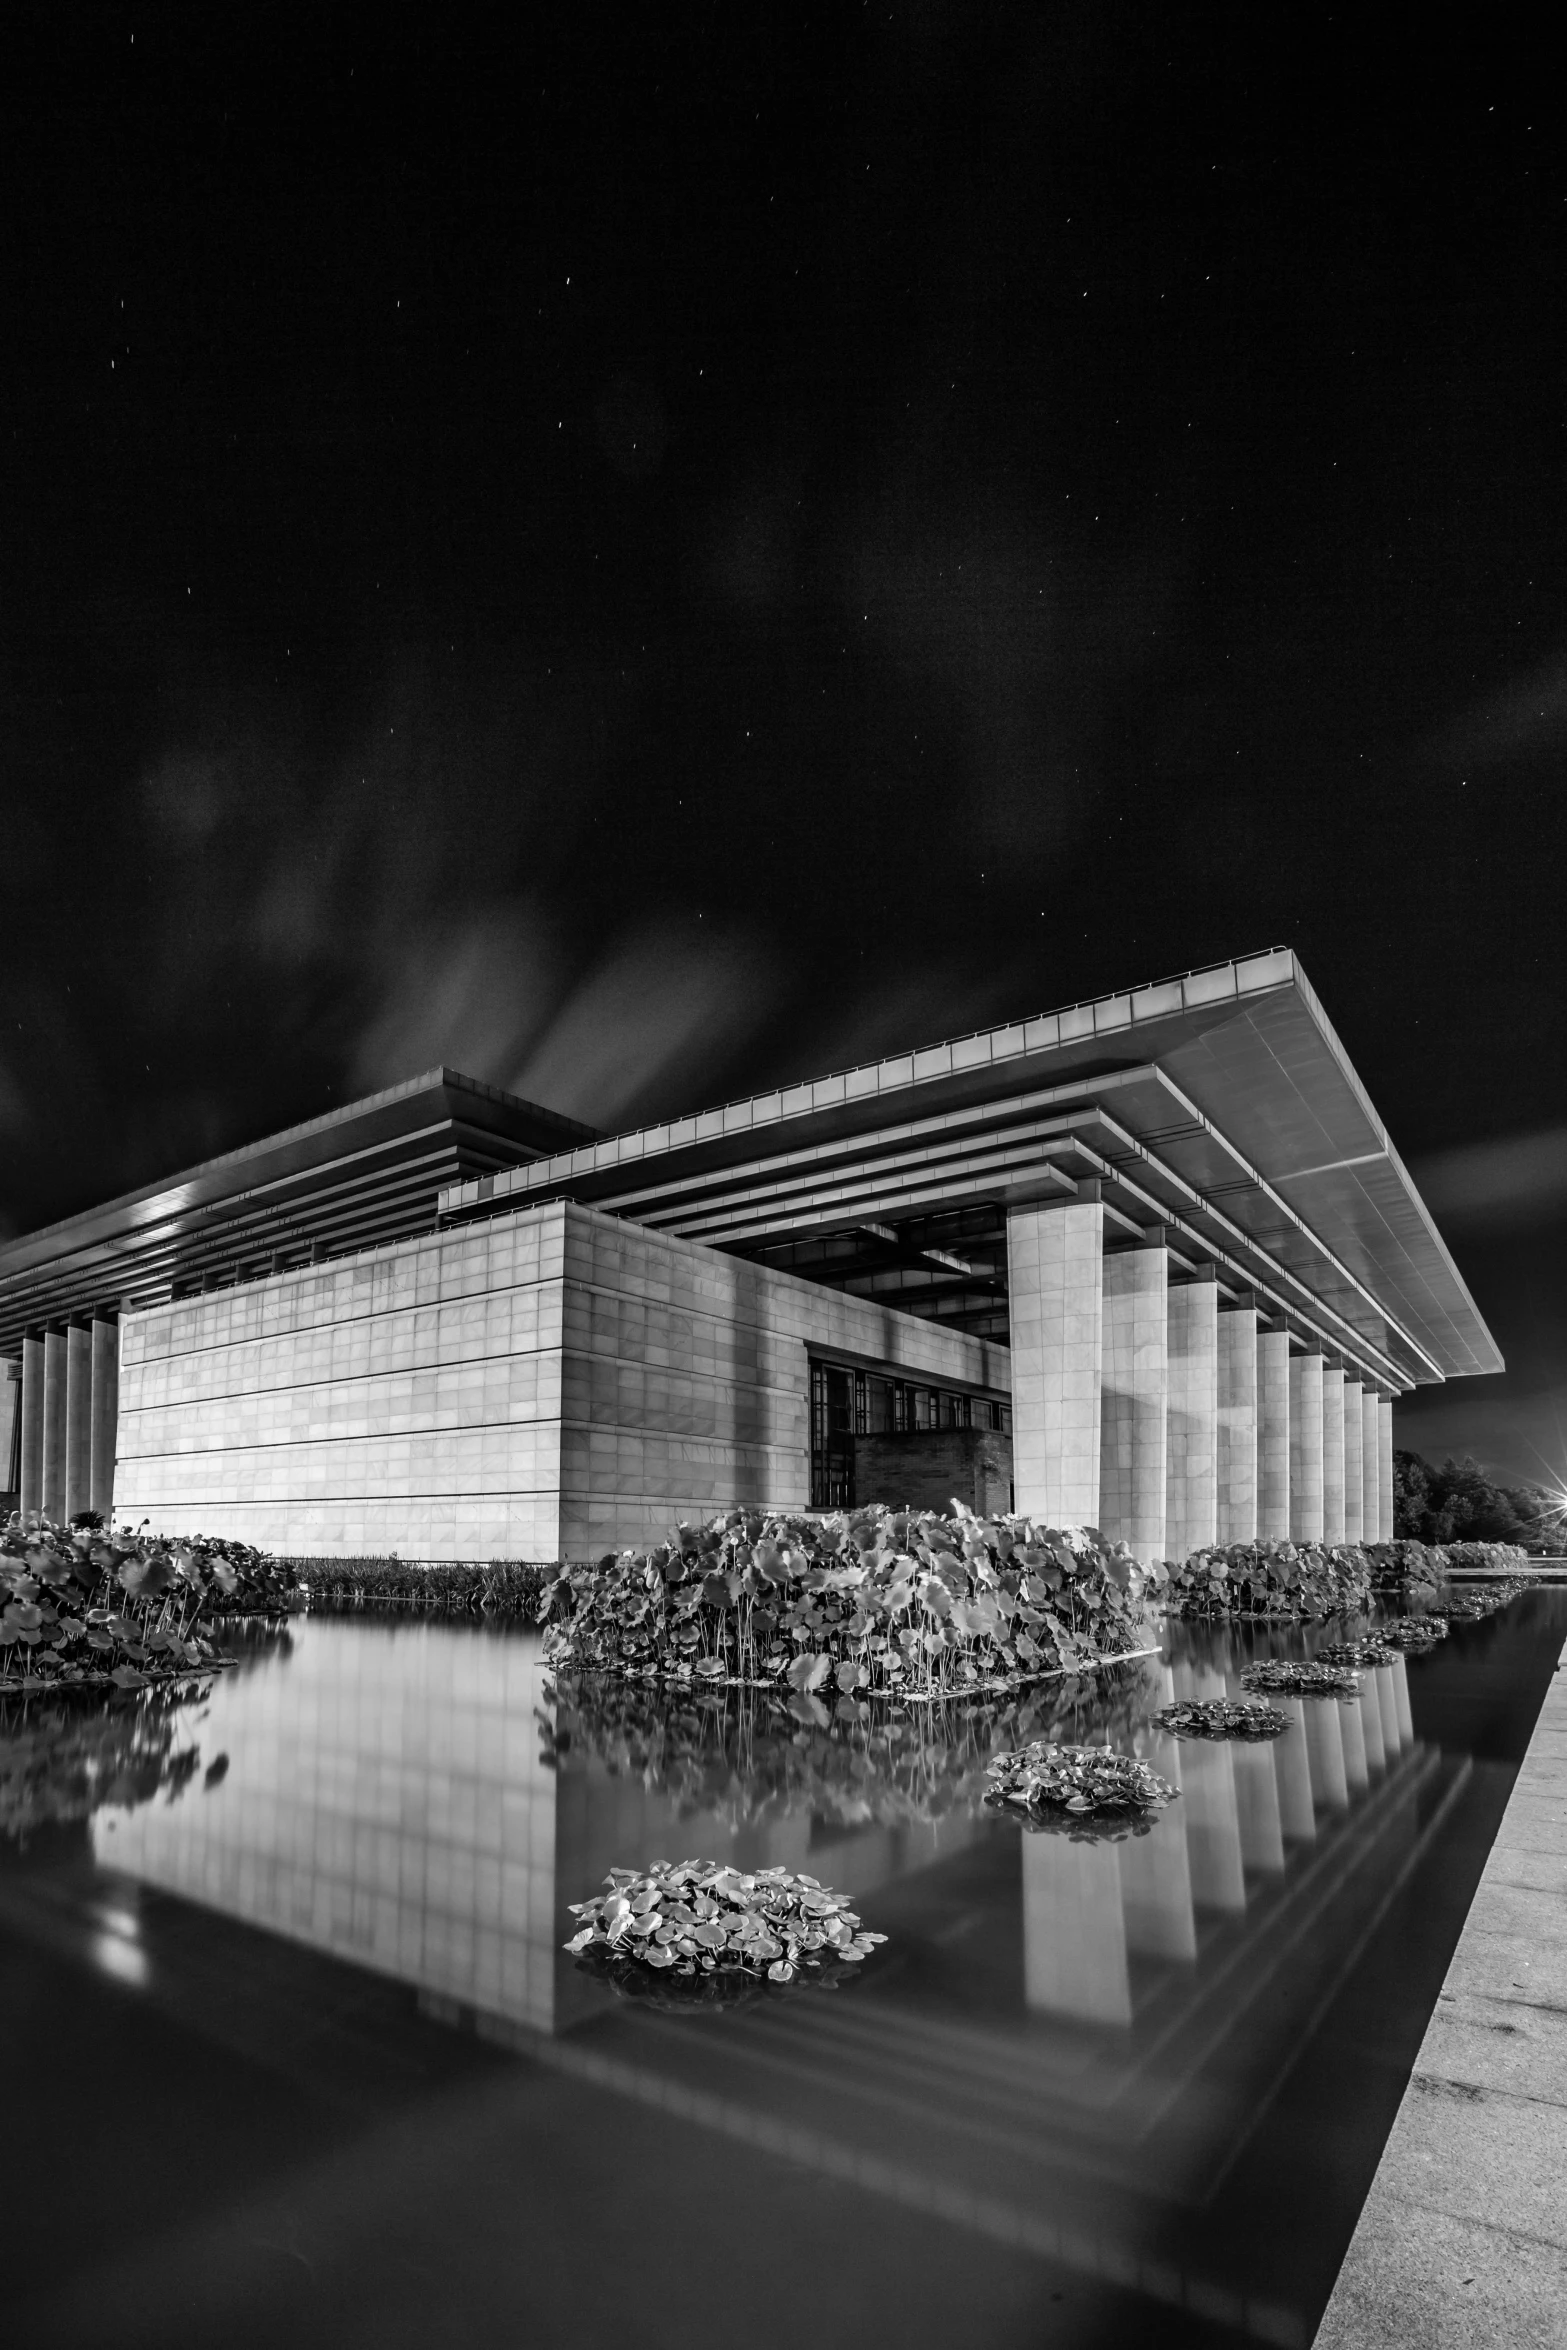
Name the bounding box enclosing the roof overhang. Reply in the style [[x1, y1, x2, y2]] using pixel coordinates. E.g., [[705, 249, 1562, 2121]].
[[439, 949, 1501, 1390]]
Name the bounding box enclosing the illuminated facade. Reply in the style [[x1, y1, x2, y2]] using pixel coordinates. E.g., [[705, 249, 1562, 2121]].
[[0, 949, 1499, 1561]]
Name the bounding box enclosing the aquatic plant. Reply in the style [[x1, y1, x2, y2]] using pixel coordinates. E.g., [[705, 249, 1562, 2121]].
[[544, 1658, 1161, 1834], [543, 1503, 1156, 1697], [0, 1518, 261, 1692], [1362, 1541, 1445, 1601], [565, 1860, 885, 1986], [1314, 1639, 1400, 1669], [1240, 1660, 1360, 1697], [1434, 1578, 1537, 1622], [0, 1685, 212, 1840], [1377, 1617, 1449, 1650], [984, 1740, 1177, 1824], [1164, 1540, 1372, 1621], [1153, 1698, 1289, 1740]]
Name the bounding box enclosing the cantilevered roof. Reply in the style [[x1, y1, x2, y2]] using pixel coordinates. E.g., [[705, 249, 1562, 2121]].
[[0, 1070, 597, 1355], [439, 948, 1501, 1392]]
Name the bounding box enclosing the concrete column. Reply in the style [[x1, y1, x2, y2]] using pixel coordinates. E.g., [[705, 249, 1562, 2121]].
[[1321, 1366, 1345, 1546], [1342, 1380, 1364, 1544], [1379, 1396, 1395, 1540], [41, 1327, 69, 1522], [0, 1363, 18, 1497], [1166, 1273, 1218, 1564], [1006, 1198, 1104, 1525], [1100, 1242, 1168, 1559], [1362, 1388, 1381, 1541], [20, 1333, 45, 1518], [1256, 1327, 1292, 1540], [90, 1316, 119, 1518], [65, 1322, 93, 1520], [1217, 1305, 1258, 1544], [1289, 1350, 1324, 1543]]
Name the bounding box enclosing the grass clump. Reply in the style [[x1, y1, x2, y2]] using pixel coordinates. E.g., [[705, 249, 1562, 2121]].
[[543, 1503, 1154, 1699], [283, 1557, 556, 1615]]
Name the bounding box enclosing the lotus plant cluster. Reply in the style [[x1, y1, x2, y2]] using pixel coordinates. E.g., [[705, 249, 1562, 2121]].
[[984, 1740, 1177, 1824], [1315, 1638, 1400, 1670], [543, 1503, 1154, 1698], [1153, 1698, 1289, 1741], [0, 1517, 289, 1693], [1241, 1659, 1360, 1698], [1164, 1540, 1373, 1621], [1378, 1616, 1449, 1652], [1437, 1578, 1537, 1622], [565, 1860, 885, 1984]]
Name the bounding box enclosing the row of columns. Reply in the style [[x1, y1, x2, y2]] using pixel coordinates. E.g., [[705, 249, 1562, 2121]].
[[1006, 1197, 1397, 1563], [3, 1318, 120, 1522]]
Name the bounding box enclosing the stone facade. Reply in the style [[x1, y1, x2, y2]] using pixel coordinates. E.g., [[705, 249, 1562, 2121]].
[[115, 1200, 1008, 1560], [854, 1426, 1013, 1517]]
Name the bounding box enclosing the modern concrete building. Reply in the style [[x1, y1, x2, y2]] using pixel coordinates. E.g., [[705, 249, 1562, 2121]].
[[0, 949, 1501, 1561]]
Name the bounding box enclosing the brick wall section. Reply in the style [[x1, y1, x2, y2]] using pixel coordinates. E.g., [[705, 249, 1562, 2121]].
[[116, 1198, 1009, 1560], [853, 1427, 1013, 1517]]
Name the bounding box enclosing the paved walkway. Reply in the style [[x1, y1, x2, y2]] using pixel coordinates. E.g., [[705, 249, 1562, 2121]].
[[1314, 1636, 1567, 2347]]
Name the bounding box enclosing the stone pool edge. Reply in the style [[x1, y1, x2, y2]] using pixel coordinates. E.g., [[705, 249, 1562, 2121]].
[[1312, 1632, 1567, 2349]]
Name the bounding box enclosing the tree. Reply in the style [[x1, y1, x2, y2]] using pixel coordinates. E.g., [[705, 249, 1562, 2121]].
[[1393, 1450, 1552, 1547]]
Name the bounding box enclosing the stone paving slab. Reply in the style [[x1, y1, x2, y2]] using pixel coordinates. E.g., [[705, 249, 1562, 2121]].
[[1314, 1639, 1567, 2348]]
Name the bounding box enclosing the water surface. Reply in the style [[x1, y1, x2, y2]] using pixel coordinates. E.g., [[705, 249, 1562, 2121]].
[[5, 1591, 1563, 2350]]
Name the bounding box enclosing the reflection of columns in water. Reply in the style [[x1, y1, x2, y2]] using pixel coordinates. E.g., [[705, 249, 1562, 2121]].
[[1118, 1796, 1198, 1962], [1338, 1691, 1369, 1794], [1387, 1656, 1414, 1747], [1230, 1738, 1285, 1874], [1268, 1698, 1316, 1841], [1175, 1735, 1246, 1911], [1302, 1698, 1349, 1813], [1021, 1834, 1131, 2026], [1119, 1676, 1197, 1963], [1357, 1670, 1386, 1777]]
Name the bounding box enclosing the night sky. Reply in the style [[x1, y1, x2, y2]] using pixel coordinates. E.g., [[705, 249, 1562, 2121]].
[[3, 10, 1563, 1485]]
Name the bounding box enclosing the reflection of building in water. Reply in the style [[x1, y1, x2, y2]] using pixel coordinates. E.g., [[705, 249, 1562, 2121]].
[[95, 1621, 556, 2031], [1018, 1654, 1422, 2027], [91, 1620, 1455, 2345]]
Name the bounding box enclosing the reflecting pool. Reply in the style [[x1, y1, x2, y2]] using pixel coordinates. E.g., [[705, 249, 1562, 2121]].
[[5, 1591, 1563, 2349]]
